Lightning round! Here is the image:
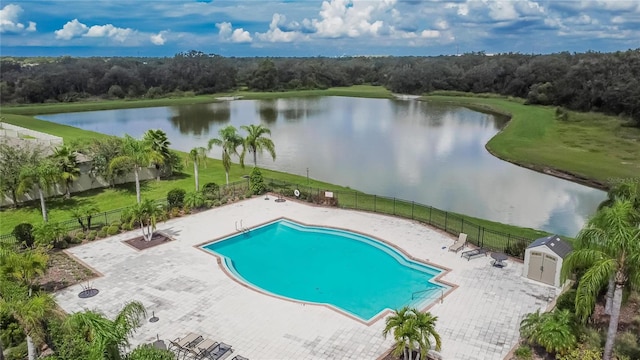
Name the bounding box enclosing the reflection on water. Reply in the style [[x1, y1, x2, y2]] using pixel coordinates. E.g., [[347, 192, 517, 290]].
[[38, 97, 606, 236], [169, 103, 230, 135]]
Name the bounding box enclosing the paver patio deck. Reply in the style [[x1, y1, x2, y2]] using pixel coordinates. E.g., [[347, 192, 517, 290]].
[[55, 197, 559, 360]]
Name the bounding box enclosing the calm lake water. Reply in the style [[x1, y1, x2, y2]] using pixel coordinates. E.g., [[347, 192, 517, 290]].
[[38, 97, 606, 236]]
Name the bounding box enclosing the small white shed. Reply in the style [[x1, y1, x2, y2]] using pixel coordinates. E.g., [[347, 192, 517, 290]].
[[523, 234, 572, 287]]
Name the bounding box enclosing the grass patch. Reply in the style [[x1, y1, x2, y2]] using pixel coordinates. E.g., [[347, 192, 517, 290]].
[[424, 95, 640, 187]]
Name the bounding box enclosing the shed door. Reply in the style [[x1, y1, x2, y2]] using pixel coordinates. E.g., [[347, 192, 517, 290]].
[[527, 251, 557, 286], [541, 254, 557, 286], [527, 251, 544, 281]]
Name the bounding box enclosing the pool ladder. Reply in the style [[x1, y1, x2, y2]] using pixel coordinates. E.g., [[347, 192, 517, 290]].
[[235, 220, 250, 234]]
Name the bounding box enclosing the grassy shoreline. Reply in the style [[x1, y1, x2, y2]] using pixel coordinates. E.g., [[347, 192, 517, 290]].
[[3, 85, 636, 237]]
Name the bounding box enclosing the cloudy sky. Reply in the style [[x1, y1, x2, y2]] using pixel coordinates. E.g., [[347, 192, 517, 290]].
[[1, 0, 639, 57]]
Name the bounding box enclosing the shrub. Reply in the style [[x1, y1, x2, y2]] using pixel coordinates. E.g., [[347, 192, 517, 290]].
[[5, 341, 27, 360], [202, 182, 220, 200], [249, 167, 266, 195], [87, 231, 97, 241], [520, 309, 578, 356], [514, 345, 532, 359], [107, 226, 120, 236], [101, 225, 110, 233], [213, 200, 221, 207], [12, 223, 35, 248], [121, 222, 133, 231], [505, 241, 527, 258], [555, 289, 577, 312], [614, 331, 640, 360], [110, 221, 122, 228], [557, 347, 602, 360], [184, 191, 206, 209], [97, 230, 107, 238], [167, 188, 186, 208], [170, 207, 181, 218], [244, 190, 253, 199], [120, 208, 134, 225]]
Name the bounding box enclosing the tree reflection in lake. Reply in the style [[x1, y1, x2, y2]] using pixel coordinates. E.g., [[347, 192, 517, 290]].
[[169, 102, 230, 135]]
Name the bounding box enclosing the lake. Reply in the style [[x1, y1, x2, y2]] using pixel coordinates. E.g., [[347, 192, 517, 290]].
[[38, 97, 606, 237]]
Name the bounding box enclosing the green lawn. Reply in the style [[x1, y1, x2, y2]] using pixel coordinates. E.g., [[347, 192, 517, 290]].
[[425, 95, 640, 187]]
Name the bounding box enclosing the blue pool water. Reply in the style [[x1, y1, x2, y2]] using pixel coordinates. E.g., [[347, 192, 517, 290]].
[[202, 219, 448, 321]]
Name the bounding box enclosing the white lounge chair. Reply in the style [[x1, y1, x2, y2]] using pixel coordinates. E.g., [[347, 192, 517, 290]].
[[448, 233, 467, 253]]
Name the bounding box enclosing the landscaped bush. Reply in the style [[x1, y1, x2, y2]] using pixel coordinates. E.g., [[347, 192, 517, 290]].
[[167, 188, 186, 208], [614, 331, 640, 360], [213, 200, 221, 207], [249, 167, 266, 195], [514, 344, 532, 359], [121, 222, 133, 231], [520, 309, 579, 356], [110, 220, 122, 228], [505, 241, 528, 258], [184, 191, 206, 209], [170, 207, 181, 218], [106, 225, 120, 236], [101, 225, 110, 233], [120, 208, 134, 225], [97, 230, 107, 238], [12, 223, 34, 248], [87, 231, 97, 241], [555, 289, 577, 311], [202, 182, 220, 200], [557, 346, 602, 360]]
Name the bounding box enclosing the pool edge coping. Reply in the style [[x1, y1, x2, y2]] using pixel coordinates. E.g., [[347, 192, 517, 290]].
[[194, 216, 459, 327]]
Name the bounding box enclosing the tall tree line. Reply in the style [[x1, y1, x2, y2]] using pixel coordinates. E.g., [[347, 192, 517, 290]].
[[1, 49, 639, 126]]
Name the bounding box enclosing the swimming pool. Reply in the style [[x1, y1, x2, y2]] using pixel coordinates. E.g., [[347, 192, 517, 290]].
[[202, 219, 449, 321]]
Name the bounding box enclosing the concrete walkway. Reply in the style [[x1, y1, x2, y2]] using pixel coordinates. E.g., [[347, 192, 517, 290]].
[[55, 197, 558, 359]]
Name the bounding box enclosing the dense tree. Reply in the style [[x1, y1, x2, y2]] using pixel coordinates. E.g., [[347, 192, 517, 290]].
[[142, 129, 171, 181], [208, 125, 244, 185], [52, 145, 81, 199], [240, 124, 276, 168], [2, 50, 640, 126], [0, 144, 41, 207], [561, 198, 640, 360]]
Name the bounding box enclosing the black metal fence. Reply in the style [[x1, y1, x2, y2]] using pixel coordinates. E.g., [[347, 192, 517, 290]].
[[1, 177, 533, 258]]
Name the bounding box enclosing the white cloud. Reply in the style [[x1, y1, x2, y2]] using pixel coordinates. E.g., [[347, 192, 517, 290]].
[[216, 21, 253, 43], [255, 14, 305, 42], [55, 19, 88, 40], [55, 19, 135, 42], [150, 30, 168, 45], [309, 0, 393, 38], [0, 4, 36, 33], [487, 0, 519, 21], [85, 24, 134, 42]]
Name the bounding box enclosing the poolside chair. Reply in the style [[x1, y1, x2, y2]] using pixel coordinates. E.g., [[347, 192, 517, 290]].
[[461, 248, 489, 260], [204, 342, 233, 360], [448, 233, 467, 253], [168, 332, 204, 358], [194, 339, 219, 358]]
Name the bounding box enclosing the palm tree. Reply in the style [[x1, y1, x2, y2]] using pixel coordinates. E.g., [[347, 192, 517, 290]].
[[415, 310, 442, 357], [187, 147, 207, 191], [17, 158, 61, 222], [33, 221, 67, 249], [52, 145, 81, 199], [597, 179, 640, 315], [0, 283, 59, 360], [208, 125, 244, 185], [519, 309, 578, 356], [65, 301, 147, 360], [383, 307, 441, 360], [128, 199, 163, 242], [0, 248, 48, 296], [70, 204, 100, 233], [240, 124, 276, 167], [143, 129, 171, 181], [109, 135, 156, 203], [561, 198, 640, 360]]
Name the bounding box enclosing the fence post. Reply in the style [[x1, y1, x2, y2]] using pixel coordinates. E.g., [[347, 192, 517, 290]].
[[393, 198, 396, 215], [429, 206, 432, 224], [507, 233, 511, 251], [477, 226, 481, 247], [461, 218, 464, 233], [411, 201, 414, 220], [481, 228, 484, 247], [355, 192, 358, 209], [374, 195, 377, 212], [104, 211, 108, 225]]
